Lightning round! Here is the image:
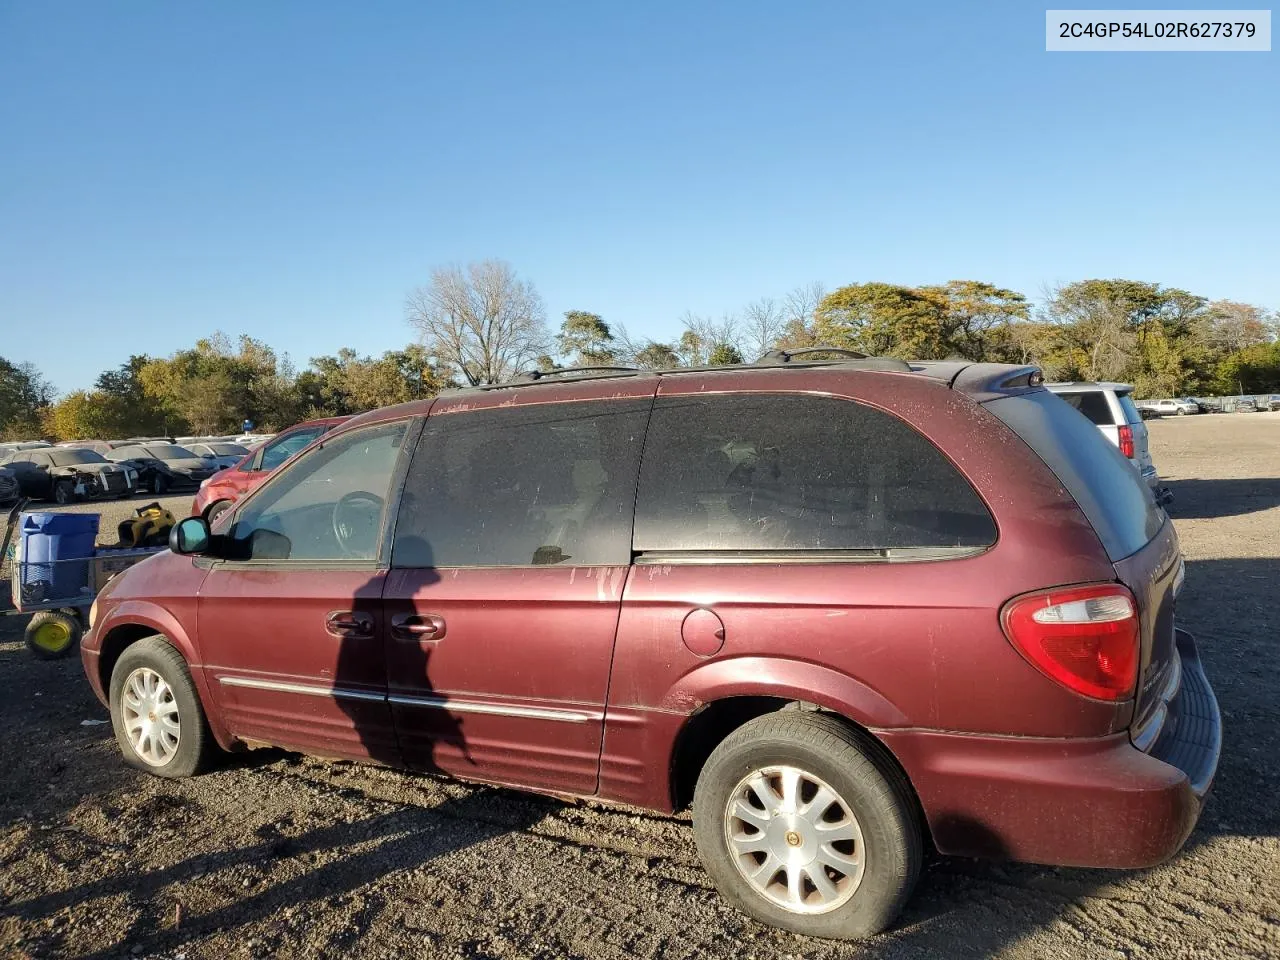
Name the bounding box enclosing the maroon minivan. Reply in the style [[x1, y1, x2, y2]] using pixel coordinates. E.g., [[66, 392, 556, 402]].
[[82, 354, 1220, 940]]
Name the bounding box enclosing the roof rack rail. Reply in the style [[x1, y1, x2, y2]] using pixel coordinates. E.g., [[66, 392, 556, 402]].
[[756, 347, 868, 364], [472, 365, 644, 390]]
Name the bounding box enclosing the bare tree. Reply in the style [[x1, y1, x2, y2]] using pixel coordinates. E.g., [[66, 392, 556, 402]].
[[778, 281, 827, 347], [678, 311, 741, 365], [1197, 300, 1273, 354], [405, 260, 549, 386], [740, 297, 785, 360]]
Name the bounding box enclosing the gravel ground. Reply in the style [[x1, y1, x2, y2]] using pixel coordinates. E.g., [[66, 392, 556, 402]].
[[1, 419, 1278, 960]]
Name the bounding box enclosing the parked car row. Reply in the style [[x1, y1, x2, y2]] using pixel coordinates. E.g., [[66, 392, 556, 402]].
[[0, 447, 140, 503], [0, 435, 255, 504], [1136, 394, 1280, 415]]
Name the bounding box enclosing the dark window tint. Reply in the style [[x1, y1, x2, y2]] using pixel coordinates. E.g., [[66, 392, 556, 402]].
[[1056, 391, 1116, 425], [228, 421, 409, 562], [260, 427, 325, 471], [986, 390, 1164, 562], [1116, 393, 1143, 425], [393, 400, 650, 567], [633, 395, 996, 553], [143, 444, 198, 460]]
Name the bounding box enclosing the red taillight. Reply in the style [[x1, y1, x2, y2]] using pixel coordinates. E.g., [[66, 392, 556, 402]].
[[1118, 424, 1135, 458], [1001, 584, 1140, 701]]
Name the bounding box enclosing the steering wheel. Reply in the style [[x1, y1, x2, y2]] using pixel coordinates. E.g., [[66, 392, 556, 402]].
[[332, 490, 385, 557]]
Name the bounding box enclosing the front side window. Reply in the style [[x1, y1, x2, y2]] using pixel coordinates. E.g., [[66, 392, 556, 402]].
[[228, 421, 409, 562], [393, 399, 650, 567], [258, 427, 325, 471], [633, 394, 996, 553]]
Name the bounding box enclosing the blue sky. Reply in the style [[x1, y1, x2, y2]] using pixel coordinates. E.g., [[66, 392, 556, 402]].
[[2, 1, 1276, 392]]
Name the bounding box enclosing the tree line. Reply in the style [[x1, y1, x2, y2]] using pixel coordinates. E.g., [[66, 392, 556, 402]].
[[2, 260, 1276, 441]]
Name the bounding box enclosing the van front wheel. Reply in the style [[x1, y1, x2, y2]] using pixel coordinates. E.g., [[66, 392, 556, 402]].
[[108, 636, 214, 778], [692, 712, 921, 940]]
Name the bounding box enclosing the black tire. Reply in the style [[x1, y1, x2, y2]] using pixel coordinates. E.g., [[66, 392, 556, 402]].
[[53, 481, 74, 505], [692, 712, 922, 940], [1177, 409, 1187, 416], [205, 499, 233, 525], [108, 635, 215, 778], [24, 609, 82, 660], [151, 473, 169, 495]]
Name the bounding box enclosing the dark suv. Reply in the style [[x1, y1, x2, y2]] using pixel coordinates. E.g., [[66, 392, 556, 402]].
[[83, 355, 1220, 940]]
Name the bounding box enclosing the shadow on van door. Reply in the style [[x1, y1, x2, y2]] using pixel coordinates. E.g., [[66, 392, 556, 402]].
[[340, 526, 448, 770]]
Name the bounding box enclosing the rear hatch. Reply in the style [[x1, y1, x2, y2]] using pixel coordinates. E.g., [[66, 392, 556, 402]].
[[984, 388, 1179, 740]]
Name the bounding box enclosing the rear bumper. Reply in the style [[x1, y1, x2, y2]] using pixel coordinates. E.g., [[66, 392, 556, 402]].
[[878, 631, 1220, 868]]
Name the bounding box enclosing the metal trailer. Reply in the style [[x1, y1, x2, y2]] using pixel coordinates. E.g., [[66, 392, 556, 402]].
[[1, 499, 164, 659]]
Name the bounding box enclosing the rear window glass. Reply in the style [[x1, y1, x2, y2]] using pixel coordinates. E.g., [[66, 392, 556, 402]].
[[1056, 390, 1115, 425], [1116, 393, 1143, 425], [986, 390, 1164, 562], [634, 394, 996, 553]]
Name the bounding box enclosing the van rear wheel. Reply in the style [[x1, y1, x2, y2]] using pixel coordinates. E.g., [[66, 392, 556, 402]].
[[692, 712, 921, 940]]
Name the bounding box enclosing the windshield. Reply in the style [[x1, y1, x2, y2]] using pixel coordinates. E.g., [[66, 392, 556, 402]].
[[146, 444, 199, 460], [207, 443, 249, 456], [49, 450, 108, 466]]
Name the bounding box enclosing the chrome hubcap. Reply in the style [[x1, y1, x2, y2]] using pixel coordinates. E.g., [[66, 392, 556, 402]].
[[121, 668, 180, 766], [724, 765, 865, 914]]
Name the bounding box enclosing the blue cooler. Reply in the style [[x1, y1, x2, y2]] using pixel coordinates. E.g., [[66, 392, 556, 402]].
[[19, 512, 100, 602]]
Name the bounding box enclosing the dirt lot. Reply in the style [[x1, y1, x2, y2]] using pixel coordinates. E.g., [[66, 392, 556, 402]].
[[1, 421, 1278, 960]]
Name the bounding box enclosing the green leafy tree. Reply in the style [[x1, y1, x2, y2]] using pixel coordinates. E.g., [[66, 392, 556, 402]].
[[138, 333, 299, 433], [920, 281, 1030, 361], [0, 357, 54, 439], [1046, 280, 1207, 385], [708, 343, 744, 365], [298, 346, 452, 416], [814, 283, 952, 358], [556, 311, 617, 366], [633, 342, 681, 369]]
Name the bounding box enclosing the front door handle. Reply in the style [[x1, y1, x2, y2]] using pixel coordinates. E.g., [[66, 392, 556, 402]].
[[391, 613, 446, 642], [325, 610, 375, 639]]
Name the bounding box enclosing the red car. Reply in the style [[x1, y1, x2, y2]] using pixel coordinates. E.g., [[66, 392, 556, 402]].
[[84, 356, 1219, 940], [190, 417, 349, 522]]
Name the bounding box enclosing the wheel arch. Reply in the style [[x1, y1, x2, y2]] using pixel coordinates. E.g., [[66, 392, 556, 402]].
[[97, 605, 235, 751], [660, 658, 927, 840]]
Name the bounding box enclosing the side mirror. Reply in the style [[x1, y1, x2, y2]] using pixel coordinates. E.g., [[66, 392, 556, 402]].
[[170, 517, 212, 555]]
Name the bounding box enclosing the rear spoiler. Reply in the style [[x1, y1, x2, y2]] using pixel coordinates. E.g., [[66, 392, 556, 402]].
[[911, 362, 1047, 402]]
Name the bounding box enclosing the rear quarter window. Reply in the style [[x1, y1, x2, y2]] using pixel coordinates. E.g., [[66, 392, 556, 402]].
[[985, 390, 1164, 562], [634, 394, 996, 554]]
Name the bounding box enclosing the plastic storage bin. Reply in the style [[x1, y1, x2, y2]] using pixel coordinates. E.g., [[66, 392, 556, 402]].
[[19, 512, 99, 602]]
